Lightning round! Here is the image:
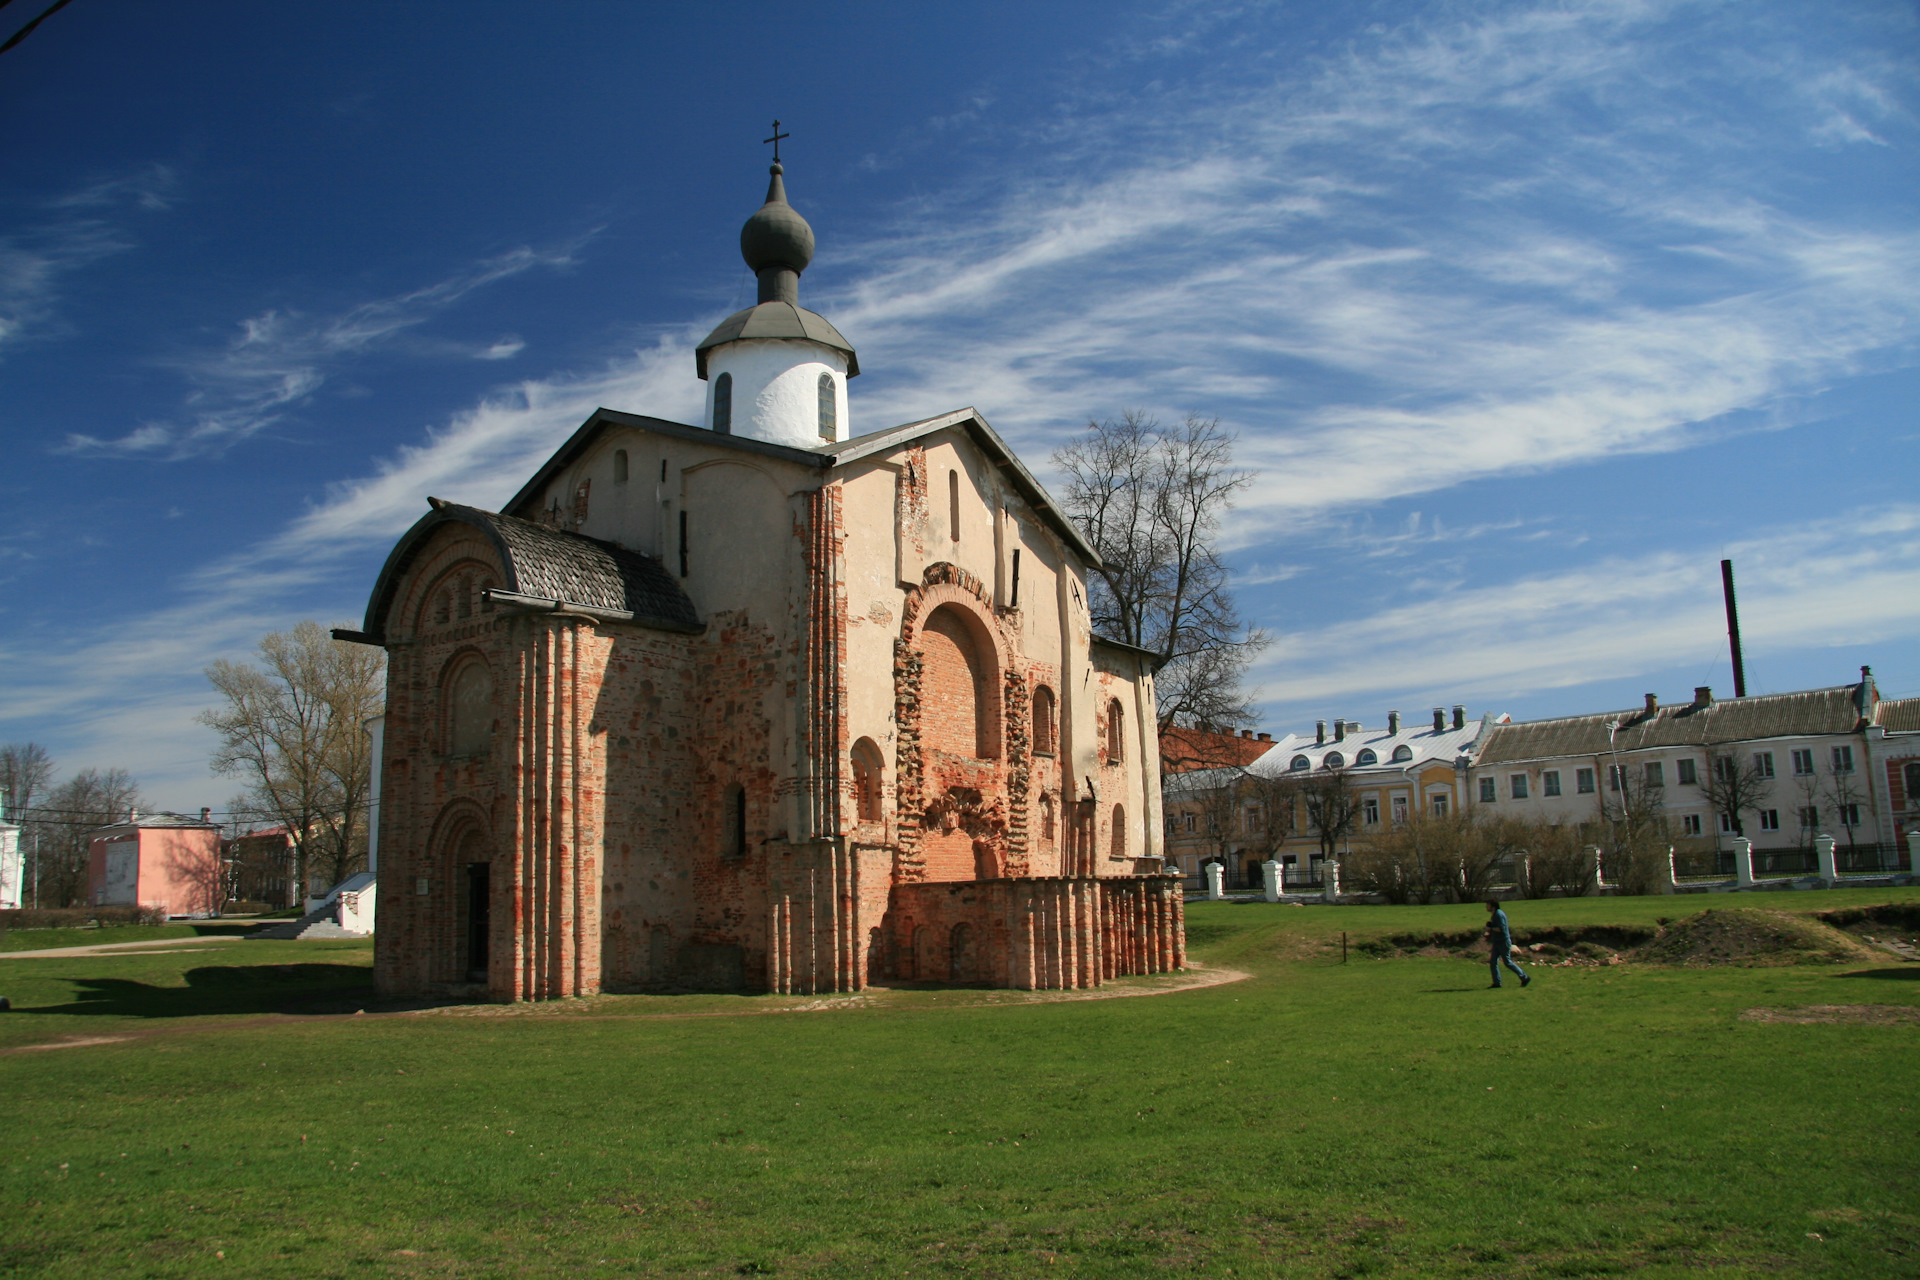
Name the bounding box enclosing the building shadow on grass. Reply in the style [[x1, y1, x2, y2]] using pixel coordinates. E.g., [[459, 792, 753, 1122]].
[[1836, 967, 1920, 981], [20, 964, 375, 1020]]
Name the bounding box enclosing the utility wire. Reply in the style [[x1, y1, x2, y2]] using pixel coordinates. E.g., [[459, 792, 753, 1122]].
[[0, 0, 76, 57]]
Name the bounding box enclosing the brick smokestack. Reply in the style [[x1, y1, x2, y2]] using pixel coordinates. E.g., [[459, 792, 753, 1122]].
[[1451, 705, 1466, 730], [1315, 720, 1327, 745], [1333, 719, 1347, 742], [1694, 686, 1713, 708], [1432, 707, 1446, 734], [1388, 710, 1400, 735]]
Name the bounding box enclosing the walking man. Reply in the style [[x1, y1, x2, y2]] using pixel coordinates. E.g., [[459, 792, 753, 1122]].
[[1485, 898, 1530, 989]]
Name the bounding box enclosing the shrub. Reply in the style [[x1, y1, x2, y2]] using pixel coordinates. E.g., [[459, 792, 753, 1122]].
[[0, 905, 168, 931]]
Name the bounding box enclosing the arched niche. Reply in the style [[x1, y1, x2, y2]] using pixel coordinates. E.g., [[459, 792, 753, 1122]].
[[441, 653, 495, 758], [919, 603, 1000, 759], [850, 737, 885, 822]]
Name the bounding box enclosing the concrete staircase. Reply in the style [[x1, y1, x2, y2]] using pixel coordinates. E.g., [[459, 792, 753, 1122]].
[[249, 904, 365, 941]]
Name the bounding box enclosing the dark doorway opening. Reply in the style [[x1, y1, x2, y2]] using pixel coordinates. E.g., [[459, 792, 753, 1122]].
[[465, 862, 490, 983]]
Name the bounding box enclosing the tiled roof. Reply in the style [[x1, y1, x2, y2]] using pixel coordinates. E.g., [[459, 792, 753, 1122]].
[[1477, 683, 1872, 766], [1160, 726, 1274, 774], [363, 502, 702, 641], [1876, 697, 1920, 733]]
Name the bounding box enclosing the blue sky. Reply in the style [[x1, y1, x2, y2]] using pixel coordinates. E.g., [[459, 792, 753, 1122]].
[[2, 0, 1916, 810]]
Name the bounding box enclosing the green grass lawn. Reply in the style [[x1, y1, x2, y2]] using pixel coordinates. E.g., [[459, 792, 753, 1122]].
[[1, 891, 1916, 1278], [0, 922, 261, 953]]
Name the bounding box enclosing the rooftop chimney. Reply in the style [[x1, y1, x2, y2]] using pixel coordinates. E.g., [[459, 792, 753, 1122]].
[[1315, 720, 1327, 745], [1644, 693, 1659, 717], [199, 807, 211, 823], [129, 808, 140, 823], [1256, 732, 1271, 742], [1388, 710, 1401, 735], [1334, 719, 1347, 742], [1240, 729, 1254, 739], [1451, 705, 1466, 730], [1693, 686, 1713, 708], [1433, 707, 1446, 734]]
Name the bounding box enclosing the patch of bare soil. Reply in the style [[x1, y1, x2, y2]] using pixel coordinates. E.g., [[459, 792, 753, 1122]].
[[1635, 908, 1885, 967], [1740, 1004, 1920, 1025]]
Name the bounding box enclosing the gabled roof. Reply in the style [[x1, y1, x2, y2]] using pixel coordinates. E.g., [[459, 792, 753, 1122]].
[[89, 811, 220, 837], [503, 405, 1103, 569], [359, 501, 702, 643], [1476, 682, 1873, 766], [1876, 696, 1920, 733]]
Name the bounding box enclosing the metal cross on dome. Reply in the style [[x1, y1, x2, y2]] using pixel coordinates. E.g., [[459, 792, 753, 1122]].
[[763, 119, 790, 163]]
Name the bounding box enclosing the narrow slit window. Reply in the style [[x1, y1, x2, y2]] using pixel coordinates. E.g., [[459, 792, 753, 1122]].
[[948, 470, 960, 543], [678, 509, 689, 578], [613, 449, 629, 483], [713, 372, 732, 435], [1011, 549, 1021, 608], [817, 372, 836, 440]]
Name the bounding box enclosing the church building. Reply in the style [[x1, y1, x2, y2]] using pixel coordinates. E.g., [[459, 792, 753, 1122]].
[[341, 154, 1185, 1000]]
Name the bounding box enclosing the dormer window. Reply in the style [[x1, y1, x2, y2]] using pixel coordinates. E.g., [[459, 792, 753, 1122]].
[[1324, 751, 1345, 769], [1392, 745, 1413, 762], [1290, 755, 1310, 771], [1356, 749, 1377, 766], [713, 372, 733, 435], [817, 372, 836, 440]]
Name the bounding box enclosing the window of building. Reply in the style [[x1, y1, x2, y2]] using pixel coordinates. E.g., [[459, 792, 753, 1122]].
[[1031, 685, 1056, 756], [1682, 814, 1702, 836], [1906, 762, 1920, 801], [712, 372, 732, 434], [1291, 754, 1310, 771], [1110, 804, 1126, 859], [613, 449, 629, 484], [1543, 770, 1561, 797], [1510, 774, 1529, 800], [1759, 809, 1780, 831], [1479, 777, 1497, 803], [1606, 764, 1626, 792], [1243, 804, 1261, 834], [850, 737, 884, 822], [1833, 745, 1855, 773], [1356, 749, 1377, 766], [1754, 752, 1775, 779], [1182, 812, 1195, 833], [1576, 768, 1596, 795], [1840, 803, 1860, 827], [1041, 793, 1057, 844], [1430, 793, 1449, 817], [1644, 761, 1664, 788], [1798, 806, 1819, 829], [1391, 795, 1408, 824], [724, 784, 747, 858], [1677, 758, 1697, 785], [1106, 699, 1125, 763], [1362, 798, 1379, 825], [1324, 751, 1344, 769], [817, 372, 836, 440], [948, 470, 961, 543], [1719, 811, 1736, 834], [1714, 755, 1735, 783], [1792, 748, 1815, 776], [1391, 745, 1412, 763]]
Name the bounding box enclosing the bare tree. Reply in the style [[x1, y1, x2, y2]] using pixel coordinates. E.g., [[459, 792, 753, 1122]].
[[0, 742, 54, 824], [1052, 411, 1270, 733], [1822, 767, 1868, 853], [200, 622, 385, 901], [32, 768, 142, 908], [1702, 748, 1770, 840], [1278, 767, 1362, 869], [1597, 763, 1668, 895], [1520, 818, 1596, 898]]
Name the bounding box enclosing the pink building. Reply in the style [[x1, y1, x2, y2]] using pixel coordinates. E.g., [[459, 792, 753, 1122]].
[[88, 811, 224, 917]]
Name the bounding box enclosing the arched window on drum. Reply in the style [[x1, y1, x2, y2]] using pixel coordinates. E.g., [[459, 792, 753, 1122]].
[[1110, 804, 1127, 859], [1105, 699, 1125, 764], [445, 659, 493, 758]]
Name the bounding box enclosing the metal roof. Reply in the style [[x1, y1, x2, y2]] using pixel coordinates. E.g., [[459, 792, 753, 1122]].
[[1247, 718, 1488, 781], [694, 301, 858, 379], [360, 501, 702, 643], [1875, 696, 1920, 733], [1476, 683, 1873, 766]]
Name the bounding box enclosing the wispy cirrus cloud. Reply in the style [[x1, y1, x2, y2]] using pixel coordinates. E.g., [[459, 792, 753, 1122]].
[[1250, 505, 1920, 711], [59, 237, 592, 460]]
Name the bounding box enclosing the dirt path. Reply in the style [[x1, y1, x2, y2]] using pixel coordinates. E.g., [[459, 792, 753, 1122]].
[[0, 936, 246, 960], [0, 963, 1252, 1054]]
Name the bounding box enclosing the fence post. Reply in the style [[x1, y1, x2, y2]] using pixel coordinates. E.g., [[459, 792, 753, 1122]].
[[1814, 833, 1839, 887], [1661, 845, 1678, 895], [1322, 860, 1341, 904], [1261, 860, 1281, 903], [1732, 836, 1755, 888], [1205, 862, 1224, 901], [1585, 845, 1605, 893]]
